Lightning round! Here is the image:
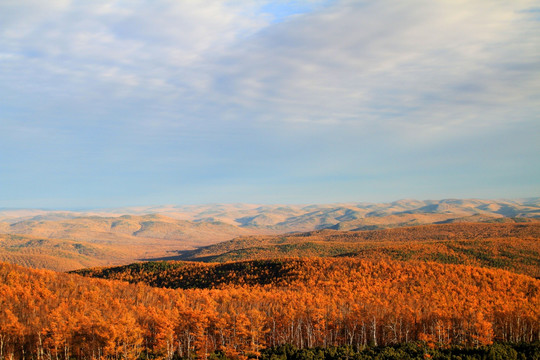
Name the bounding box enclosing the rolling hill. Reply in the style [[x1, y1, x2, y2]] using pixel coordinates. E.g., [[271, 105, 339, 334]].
[[0, 199, 538, 271], [1, 198, 539, 231], [2, 214, 256, 245], [0, 214, 259, 270], [0, 233, 135, 271], [159, 223, 540, 277]]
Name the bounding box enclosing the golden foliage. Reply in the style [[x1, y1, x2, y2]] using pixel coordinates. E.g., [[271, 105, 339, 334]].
[[1, 257, 538, 359]]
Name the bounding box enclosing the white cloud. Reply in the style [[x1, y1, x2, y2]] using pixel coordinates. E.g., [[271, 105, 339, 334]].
[[0, 0, 270, 112], [0, 0, 539, 207], [202, 0, 539, 140], [3, 0, 537, 137]]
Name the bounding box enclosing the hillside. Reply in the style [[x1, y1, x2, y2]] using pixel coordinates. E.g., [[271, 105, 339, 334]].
[[2, 198, 539, 231], [0, 200, 538, 272], [103, 198, 540, 231], [0, 234, 134, 271], [0, 214, 260, 270], [162, 223, 540, 277], [4, 219, 535, 275], [2, 214, 256, 246], [3, 257, 539, 359]]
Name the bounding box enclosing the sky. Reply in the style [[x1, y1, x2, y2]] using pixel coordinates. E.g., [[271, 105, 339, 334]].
[[0, 0, 539, 208]]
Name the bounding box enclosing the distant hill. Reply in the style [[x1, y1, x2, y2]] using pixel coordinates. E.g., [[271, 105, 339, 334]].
[[2, 214, 255, 245], [1, 198, 539, 231], [0, 234, 129, 271], [109, 198, 540, 231], [0, 214, 258, 270], [162, 223, 540, 278], [1, 199, 538, 271]]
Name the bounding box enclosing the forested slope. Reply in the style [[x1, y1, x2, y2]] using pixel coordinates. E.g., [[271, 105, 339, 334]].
[[0, 208, 538, 272], [3, 258, 538, 359], [159, 223, 540, 277], [2, 221, 539, 359]]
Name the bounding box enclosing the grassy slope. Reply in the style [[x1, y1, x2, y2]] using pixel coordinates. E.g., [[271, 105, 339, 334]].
[[0, 233, 131, 271], [0, 215, 259, 270], [3, 214, 255, 246]]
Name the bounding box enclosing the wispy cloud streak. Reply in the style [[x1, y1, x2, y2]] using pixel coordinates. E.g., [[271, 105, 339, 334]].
[[0, 0, 538, 207]]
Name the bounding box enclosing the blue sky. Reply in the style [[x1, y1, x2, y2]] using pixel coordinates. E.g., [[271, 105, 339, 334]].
[[0, 0, 539, 208]]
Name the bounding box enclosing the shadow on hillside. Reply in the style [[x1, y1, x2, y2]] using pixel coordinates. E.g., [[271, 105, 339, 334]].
[[139, 249, 217, 263]]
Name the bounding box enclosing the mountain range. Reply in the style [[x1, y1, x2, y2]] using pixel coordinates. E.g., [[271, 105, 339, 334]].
[[2, 198, 539, 229], [0, 198, 538, 271]]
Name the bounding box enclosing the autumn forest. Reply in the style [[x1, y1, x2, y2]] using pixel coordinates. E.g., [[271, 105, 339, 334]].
[[0, 209, 539, 359]]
